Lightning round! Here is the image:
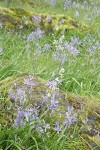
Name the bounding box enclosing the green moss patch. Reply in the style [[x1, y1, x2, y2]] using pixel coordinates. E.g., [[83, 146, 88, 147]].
[[0, 73, 100, 148], [0, 7, 88, 32]]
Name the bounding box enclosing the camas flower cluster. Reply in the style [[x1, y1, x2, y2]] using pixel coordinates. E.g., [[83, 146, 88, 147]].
[[8, 74, 77, 134]]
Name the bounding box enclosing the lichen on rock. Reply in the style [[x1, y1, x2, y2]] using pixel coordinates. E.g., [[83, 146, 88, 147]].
[[0, 73, 100, 148], [0, 7, 88, 32]]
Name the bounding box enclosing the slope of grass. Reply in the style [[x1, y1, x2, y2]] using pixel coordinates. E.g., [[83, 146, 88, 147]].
[[0, 28, 99, 99]]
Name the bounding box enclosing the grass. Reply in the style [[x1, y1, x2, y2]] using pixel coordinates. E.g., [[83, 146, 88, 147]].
[[0, 124, 87, 150], [0, 28, 99, 99], [0, 0, 100, 149]]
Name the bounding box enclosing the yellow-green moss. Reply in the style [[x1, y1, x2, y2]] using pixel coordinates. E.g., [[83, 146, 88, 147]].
[[4, 21, 14, 29], [0, 73, 100, 149], [0, 74, 100, 125], [0, 7, 88, 32]]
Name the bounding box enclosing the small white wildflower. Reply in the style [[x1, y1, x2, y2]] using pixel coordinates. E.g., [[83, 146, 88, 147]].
[[19, 25, 23, 29], [61, 35, 65, 40], [25, 21, 28, 25], [22, 16, 27, 20], [55, 77, 59, 82], [47, 93, 51, 98], [75, 11, 79, 17], [54, 25, 58, 31], [59, 68, 65, 74]]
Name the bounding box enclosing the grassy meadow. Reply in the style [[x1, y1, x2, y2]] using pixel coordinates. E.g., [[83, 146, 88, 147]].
[[0, 0, 100, 149]]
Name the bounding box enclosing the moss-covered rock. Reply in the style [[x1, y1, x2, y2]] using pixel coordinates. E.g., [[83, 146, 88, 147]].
[[0, 7, 88, 32], [0, 74, 64, 125], [0, 74, 100, 149]]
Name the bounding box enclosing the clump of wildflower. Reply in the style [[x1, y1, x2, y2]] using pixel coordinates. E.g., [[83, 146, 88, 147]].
[[49, 94, 59, 111], [70, 36, 81, 46], [10, 87, 26, 105], [63, 106, 77, 127], [64, 0, 72, 10], [54, 120, 62, 132], [69, 44, 79, 56], [36, 124, 44, 133], [44, 43, 51, 51], [32, 16, 41, 24], [24, 75, 36, 87], [14, 111, 25, 126], [14, 106, 39, 126], [27, 31, 35, 42], [24, 106, 39, 122], [46, 15, 52, 23], [64, 42, 79, 56], [46, 80, 58, 90], [9, 75, 37, 107], [19, 25, 24, 29], [50, 0, 56, 6], [34, 28, 44, 38], [46, 78, 62, 91]]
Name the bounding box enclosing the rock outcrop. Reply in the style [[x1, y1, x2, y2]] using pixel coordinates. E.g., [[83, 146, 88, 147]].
[[0, 73, 100, 149], [0, 7, 88, 32]]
